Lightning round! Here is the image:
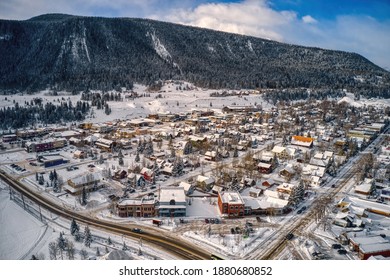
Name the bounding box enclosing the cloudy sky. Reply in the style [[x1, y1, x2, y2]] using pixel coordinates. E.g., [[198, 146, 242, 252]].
[[1, 0, 389, 70]]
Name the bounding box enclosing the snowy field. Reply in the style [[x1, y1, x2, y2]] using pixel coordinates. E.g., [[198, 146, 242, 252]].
[[0, 81, 270, 126], [0, 183, 51, 260], [1, 82, 389, 128]]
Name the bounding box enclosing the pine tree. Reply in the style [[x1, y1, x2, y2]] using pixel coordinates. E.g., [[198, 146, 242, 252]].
[[135, 152, 140, 162], [172, 157, 184, 177], [74, 231, 82, 242], [38, 174, 44, 185], [84, 226, 92, 248], [49, 171, 54, 182], [122, 241, 128, 251], [53, 179, 60, 193], [183, 142, 192, 155], [70, 218, 80, 236], [143, 139, 154, 156], [233, 147, 238, 158], [137, 140, 144, 153], [118, 149, 124, 166], [104, 103, 111, 115], [57, 232, 67, 252], [288, 182, 305, 207], [81, 187, 88, 206]]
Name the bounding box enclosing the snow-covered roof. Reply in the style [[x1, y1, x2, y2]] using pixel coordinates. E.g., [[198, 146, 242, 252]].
[[264, 190, 280, 198], [96, 138, 113, 145], [159, 187, 186, 204], [100, 250, 133, 260], [220, 192, 244, 205], [249, 187, 262, 194], [348, 196, 390, 215], [272, 146, 285, 153], [266, 197, 289, 208], [179, 182, 192, 192], [359, 242, 390, 254], [242, 197, 262, 209], [309, 157, 330, 167], [68, 172, 102, 186], [196, 175, 215, 185], [355, 183, 372, 194], [350, 235, 388, 246], [276, 183, 295, 192]]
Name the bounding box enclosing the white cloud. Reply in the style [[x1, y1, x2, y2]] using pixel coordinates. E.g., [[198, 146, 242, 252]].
[[153, 0, 296, 41], [302, 15, 317, 24]]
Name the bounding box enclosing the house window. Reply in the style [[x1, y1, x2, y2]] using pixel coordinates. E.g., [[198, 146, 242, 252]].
[[170, 199, 176, 205]]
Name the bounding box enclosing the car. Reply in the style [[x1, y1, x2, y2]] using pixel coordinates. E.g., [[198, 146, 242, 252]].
[[332, 244, 342, 249], [131, 228, 142, 233], [337, 249, 347, 255], [331, 184, 336, 188], [286, 233, 294, 240]]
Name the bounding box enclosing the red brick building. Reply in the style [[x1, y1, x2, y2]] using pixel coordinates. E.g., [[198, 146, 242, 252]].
[[218, 191, 245, 218], [117, 195, 157, 218]]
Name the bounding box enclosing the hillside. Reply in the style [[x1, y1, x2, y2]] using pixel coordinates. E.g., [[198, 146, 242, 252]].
[[0, 14, 389, 95]]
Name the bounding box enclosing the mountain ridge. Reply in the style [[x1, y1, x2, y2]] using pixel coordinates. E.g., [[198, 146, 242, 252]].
[[0, 14, 388, 95]]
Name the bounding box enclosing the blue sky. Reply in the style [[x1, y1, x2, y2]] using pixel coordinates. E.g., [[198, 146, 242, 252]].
[[1, 0, 389, 70]]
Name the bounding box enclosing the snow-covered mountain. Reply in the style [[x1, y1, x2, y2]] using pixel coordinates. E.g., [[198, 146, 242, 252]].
[[0, 14, 389, 95]]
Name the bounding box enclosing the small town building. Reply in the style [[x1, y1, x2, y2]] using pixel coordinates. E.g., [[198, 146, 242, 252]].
[[39, 155, 69, 168], [73, 150, 86, 159], [25, 138, 67, 153], [117, 195, 157, 218], [291, 135, 314, 148], [95, 138, 116, 152], [65, 172, 103, 195], [218, 191, 245, 218], [158, 187, 186, 217]]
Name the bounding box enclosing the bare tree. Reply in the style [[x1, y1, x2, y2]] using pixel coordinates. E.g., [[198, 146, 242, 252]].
[[48, 241, 59, 260], [66, 240, 75, 260], [79, 249, 89, 260]]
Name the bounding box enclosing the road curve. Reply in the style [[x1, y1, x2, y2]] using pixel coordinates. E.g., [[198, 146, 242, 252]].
[[0, 170, 211, 260]]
